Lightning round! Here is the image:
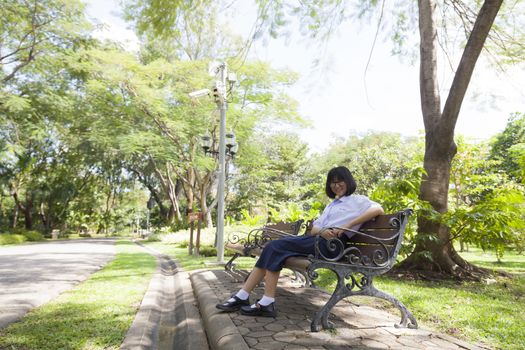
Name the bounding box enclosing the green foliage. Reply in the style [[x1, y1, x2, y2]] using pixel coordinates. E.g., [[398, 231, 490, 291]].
[[268, 201, 322, 224], [240, 209, 266, 227], [0, 234, 27, 245], [0, 0, 91, 83], [308, 132, 423, 196], [177, 240, 189, 248], [445, 183, 525, 260], [146, 234, 161, 242], [490, 113, 525, 182], [448, 137, 525, 258], [509, 143, 525, 182], [18, 230, 44, 242], [370, 166, 435, 257], [198, 245, 217, 257]]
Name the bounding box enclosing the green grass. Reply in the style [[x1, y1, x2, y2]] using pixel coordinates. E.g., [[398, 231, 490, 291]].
[[457, 246, 525, 274], [314, 248, 525, 350], [146, 242, 257, 271], [0, 240, 157, 350], [148, 236, 525, 350], [375, 274, 525, 349]]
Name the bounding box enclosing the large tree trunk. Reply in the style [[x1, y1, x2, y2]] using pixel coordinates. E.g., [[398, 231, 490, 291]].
[[399, 0, 503, 278], [11, 187, 34, 230]]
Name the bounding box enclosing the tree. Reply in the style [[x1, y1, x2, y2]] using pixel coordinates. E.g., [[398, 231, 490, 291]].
[[446, 137, 525, 257], [249, 0, 521, 277], [307, 131, 422, 195], [490, 113, 525, 182], [230, 131, 309, 218], [0, 0, 90, 84], [0, 0, 102, 233], [397, 0, 504, 277], [127, 0, 525, 277]]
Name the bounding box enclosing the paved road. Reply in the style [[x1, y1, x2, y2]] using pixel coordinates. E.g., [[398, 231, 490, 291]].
[[0, 238, 116, 329]]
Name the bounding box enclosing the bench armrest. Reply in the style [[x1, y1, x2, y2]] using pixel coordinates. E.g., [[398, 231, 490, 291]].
[[312, 229, 397, 268], [226, 226, 298, 254], [310, 210, 412, 268]]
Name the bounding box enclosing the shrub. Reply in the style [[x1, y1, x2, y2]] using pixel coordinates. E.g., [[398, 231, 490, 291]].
[[177, 240, 189, 248], [20, 230, 44, 242], [146, 234, 161, 242], [198, 245, 217, 257], [0, 234, 27, 245], [197, 245, 236, 257], [224, 248, 237, 257]]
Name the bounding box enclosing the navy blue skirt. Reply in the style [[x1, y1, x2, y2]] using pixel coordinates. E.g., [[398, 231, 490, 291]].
[[255, 235, 341, 272]]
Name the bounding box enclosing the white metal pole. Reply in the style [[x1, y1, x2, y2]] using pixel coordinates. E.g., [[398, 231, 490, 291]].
[[216, 62, 227, 263]]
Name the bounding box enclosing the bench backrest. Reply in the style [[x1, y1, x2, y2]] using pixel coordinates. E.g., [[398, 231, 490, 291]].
[[313, 210, 412, 273], [263, 219, 304, 239]]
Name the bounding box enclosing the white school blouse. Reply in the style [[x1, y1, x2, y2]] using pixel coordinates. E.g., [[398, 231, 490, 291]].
[[312, 195, 381, 238]]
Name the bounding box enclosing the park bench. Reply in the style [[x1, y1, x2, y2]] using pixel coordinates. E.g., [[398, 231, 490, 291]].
[[225, 219, 311, 284], [224, 209, 418, 332]]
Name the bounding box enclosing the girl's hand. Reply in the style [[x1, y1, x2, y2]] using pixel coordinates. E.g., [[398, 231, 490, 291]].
[[320, 228, 343, 240]]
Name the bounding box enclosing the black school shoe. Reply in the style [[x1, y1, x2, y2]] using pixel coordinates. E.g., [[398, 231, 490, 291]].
[[240, 301, 277, 317], [216, 295, 250, 312]]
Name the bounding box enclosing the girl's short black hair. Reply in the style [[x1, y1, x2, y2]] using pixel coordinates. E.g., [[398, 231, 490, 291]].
[[325, 166, 357, 198]]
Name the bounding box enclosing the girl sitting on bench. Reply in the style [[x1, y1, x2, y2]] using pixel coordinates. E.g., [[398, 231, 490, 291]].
[[216, 165, 384, 317]]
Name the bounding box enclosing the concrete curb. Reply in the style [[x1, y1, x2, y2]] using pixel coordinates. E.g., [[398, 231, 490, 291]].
[[122, 241, 209, 350], [190, 270, 249, 350], [120, 244, 162, 349]]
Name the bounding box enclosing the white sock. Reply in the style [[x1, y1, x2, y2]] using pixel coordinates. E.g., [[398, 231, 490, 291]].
[[255, 295, 275, 307], [227, 288, 249, 302]]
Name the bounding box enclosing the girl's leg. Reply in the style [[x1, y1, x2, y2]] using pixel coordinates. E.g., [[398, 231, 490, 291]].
[[242, 267, 266, 293], [216, 267, 265, 311], [263, 270, 280, 298]]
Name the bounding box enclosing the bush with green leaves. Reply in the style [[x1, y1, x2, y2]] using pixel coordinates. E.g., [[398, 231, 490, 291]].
[[177, 240, 189, 248], [370, 166, 434, 258], [444, 182, 525, 260], [239, 209, 266, 227], [146, 234, 161, 242], [268, 201, 322, 224], [0, 234, 27, 245], [19, 230, 44, 241], [198, 245, 217, 257]]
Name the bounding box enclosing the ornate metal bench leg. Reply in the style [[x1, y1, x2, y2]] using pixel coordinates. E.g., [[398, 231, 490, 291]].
[[303, 271, 315, 288], [310, 271, 346, 332], [291, 270, 305, 284], [225, 252, 241, 271], [290, 270, 314, 288], [369, 285, 418, 329]]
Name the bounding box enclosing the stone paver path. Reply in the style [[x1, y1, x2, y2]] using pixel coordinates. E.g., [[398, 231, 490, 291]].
[[191, 269, 491, 350]]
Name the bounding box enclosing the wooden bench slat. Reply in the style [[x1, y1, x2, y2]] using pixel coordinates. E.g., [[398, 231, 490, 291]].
[[264, 220, 303, 235], [348, 233, 398, 245], [358, 214, 398, 229]]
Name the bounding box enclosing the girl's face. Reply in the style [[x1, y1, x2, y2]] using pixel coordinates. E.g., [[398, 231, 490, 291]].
[[330, 178, 347, 198]]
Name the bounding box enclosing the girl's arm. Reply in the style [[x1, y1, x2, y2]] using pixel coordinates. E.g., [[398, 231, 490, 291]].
[[329, 206, 384, 238], [342, 206, 385, 230], [310, 205, 385, 239]]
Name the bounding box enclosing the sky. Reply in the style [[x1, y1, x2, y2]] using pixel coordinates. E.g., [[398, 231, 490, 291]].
[[86, 0, 525, 153]]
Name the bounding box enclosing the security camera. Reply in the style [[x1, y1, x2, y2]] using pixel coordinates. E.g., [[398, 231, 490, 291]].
[[188, 89, 211, 98]]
